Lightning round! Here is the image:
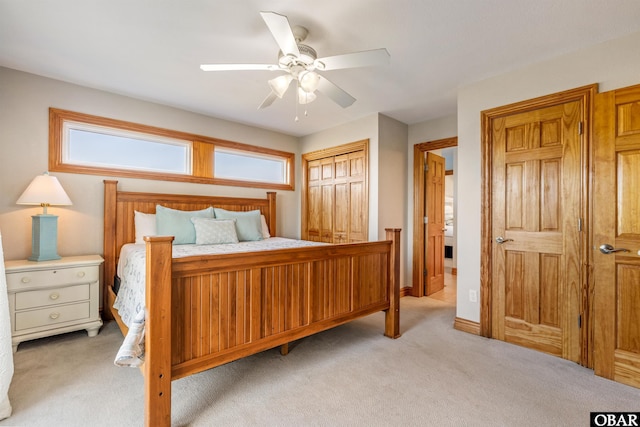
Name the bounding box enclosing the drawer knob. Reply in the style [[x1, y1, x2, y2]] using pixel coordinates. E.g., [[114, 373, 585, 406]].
[[49, 312, 60, 320], [21, 277, 31, 284], [77, 271, 86, 278], [50, 293, 60, 300]]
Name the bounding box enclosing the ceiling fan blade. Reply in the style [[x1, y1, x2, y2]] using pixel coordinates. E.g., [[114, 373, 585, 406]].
[[200, 64, 279, 71], [260, 11, 300, 58], [258, 91, 279, 109], [316, 75, 356, 108], [315, 48, 390, 71]]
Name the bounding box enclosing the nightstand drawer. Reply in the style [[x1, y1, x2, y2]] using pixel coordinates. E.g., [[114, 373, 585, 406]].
[[6, 265, 98, 291], [14, 284, 90, 310], [15, 302, 90, 331]]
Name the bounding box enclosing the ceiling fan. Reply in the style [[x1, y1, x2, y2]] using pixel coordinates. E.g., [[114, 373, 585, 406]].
[[200, 11, 390, 112]]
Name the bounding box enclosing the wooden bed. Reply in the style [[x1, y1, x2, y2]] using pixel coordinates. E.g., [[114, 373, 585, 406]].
[[103, 180, 401, 426]]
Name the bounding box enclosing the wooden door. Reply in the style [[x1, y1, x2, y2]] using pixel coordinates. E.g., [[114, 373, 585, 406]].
[[593, 84, 640, 387], [491, 101, 583, 362], [307, 158, 334, 243], [425, 152, 445, 295], [302, 140, 369, 244], [347, 150, 366, 243]]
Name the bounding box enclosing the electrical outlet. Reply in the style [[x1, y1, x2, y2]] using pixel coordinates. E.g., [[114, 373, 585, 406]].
[[469, 290, 478, 303]]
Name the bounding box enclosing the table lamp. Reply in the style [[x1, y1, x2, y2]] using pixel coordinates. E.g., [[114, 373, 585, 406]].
[[16, 172, 72, 261]]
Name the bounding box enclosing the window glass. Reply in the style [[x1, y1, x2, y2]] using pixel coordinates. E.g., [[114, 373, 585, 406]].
[[65, 125, 190, 174], [214, 148, 286, 184]]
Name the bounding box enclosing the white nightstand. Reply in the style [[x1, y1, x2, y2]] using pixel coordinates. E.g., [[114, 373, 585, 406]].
[[5, 255, 104, 352]]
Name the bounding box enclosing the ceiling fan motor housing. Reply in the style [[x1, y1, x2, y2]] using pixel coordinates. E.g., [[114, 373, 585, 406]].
[[278, 43, 317, 71]]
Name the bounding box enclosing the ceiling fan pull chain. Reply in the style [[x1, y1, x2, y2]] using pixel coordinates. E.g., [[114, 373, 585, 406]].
[[295, 80, 300, 122]]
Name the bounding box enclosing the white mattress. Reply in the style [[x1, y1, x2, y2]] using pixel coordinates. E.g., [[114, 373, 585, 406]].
[[113, 237, 327, 327]]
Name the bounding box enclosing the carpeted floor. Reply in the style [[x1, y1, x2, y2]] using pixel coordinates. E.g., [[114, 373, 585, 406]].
[[1, 296, 638, 426]]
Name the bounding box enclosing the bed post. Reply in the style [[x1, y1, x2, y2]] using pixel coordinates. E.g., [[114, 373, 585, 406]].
[[144, 236, 174, 427], [103, 180, 118, 319], [384, 228, 401, 339], [266, 192, 277, 236]]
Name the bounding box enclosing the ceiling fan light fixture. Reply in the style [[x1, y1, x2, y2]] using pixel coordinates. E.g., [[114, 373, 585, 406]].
[[299, 71, 320, 93], [268, 74, 293, 98], [297, 87, 317, 104]]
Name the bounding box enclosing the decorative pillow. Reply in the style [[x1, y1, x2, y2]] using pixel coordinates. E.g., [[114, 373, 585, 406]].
[[134, 211, 156, 244], [260, 215, 271, 239], [191, 218, 239, 245], [213, 208, 263, 241], [155, 205, 214, 245]]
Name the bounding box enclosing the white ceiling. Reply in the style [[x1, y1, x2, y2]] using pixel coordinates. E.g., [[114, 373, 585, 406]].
[[2, 1, 640, 137]]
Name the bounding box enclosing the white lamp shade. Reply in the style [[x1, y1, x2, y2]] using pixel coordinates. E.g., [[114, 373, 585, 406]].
[[298, 87, 317, 105], [268, 75, 293, 98], [16, 173, 72, 206], [299, 71, 320, 93]]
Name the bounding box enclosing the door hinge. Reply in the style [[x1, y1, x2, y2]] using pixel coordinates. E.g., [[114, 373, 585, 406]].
[[578, 218, 582, 232], [424, 163, 429, 172], [578, 121, 583, 135], [578, 314, 582, 329], [424, 216, 428, 224], [423, 268, 428, 277]]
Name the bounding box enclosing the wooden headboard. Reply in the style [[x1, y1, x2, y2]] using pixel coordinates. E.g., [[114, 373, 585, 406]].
[[102, 180, 277, 300]]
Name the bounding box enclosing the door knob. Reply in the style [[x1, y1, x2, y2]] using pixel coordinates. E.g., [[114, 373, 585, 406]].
[[495, 236, 514, 244], [599, 244, 630, 254]]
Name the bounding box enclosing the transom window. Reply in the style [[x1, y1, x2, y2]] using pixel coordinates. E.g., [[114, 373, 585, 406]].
[[49, 108, 294, 190]]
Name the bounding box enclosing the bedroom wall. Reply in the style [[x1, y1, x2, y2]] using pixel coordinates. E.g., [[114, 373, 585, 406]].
[[0, 67, 300, 262], [455, 29, 640, 323]]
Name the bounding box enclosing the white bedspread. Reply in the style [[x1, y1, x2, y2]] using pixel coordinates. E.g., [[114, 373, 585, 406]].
[[113, 237, 327, 328], [0, 233, 13, 420]]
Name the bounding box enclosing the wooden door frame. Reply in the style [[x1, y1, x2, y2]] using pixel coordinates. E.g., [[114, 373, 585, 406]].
[[412, 137, 457, 297], [479, 84, 596, 367]]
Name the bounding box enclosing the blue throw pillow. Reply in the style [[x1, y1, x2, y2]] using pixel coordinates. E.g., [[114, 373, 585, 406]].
[[213, 208, 263, 241], [155, 205, 214, 244]]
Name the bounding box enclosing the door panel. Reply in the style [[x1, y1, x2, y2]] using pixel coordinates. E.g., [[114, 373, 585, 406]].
[[425, 152, 445, 295], [492, 101, 582, 362], [594, 84, 640, 388]]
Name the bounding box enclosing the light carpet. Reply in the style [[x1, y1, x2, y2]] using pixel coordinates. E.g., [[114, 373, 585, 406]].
[[1, 297, 638, 426]]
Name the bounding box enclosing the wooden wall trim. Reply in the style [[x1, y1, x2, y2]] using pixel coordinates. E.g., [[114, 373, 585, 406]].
[[480, 84, 597, 348], [454, 317, 480, 335]]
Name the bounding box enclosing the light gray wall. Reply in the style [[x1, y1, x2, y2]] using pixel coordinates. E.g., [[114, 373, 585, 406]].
[[455, 30, 640, 323], [0, 67, 300, 261], [378, 114, 409, 287]]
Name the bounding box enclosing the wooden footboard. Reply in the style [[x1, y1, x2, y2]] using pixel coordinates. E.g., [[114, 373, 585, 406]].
[[102, 180, 400, 427], [144, 230, 400, 426]]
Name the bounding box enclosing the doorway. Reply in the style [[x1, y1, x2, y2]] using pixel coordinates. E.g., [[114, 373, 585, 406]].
[[480, 84, 596, 367], [412, 137, 457, 298]]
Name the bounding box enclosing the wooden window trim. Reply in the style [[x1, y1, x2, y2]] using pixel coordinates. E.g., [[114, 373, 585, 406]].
[[49, 108, 295, 191]]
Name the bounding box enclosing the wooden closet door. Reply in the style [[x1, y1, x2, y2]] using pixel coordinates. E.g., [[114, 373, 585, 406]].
[[348, 150, 366, 243], [306, 158, 334, 243], [593, 84, 640, 388], [334, 154, 349, 243], [303, 140, 369, 244]]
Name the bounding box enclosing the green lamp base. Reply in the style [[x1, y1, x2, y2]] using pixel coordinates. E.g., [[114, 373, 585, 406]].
[[29, 214, 61, 261]]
